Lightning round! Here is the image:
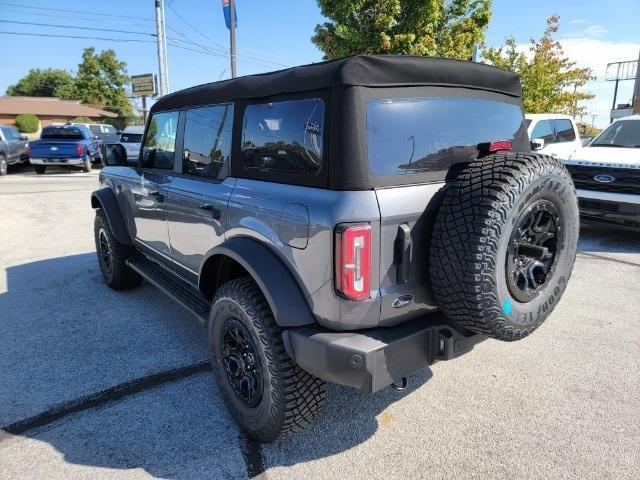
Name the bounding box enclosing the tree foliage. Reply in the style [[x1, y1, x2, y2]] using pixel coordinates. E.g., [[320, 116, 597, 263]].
[[15, 114, 40, 133], [66, 47, 132, 117], [6, 48, 132, 118], [482, 15, 594, 116], [6, 69, 75, 97], [312, 0, 491, 60]]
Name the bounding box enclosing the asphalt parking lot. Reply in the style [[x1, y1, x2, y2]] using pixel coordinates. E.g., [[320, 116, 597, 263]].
[[1, 167, 639, 479]]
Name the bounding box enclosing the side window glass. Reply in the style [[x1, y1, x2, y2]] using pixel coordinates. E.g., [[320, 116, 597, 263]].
[[554, 119, 576, 142], [182, 104, 234, 179], [241, 98, 324, 175], [142, 111, 179, 170], [531, 120, 555, 144]]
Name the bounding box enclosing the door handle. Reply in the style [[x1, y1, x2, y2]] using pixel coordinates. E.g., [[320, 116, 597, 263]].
[[394, 224, 412, 284], [199, 203, 221, 220]]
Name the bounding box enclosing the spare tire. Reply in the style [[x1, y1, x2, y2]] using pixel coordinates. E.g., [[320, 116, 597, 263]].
[[429, 152, 579, 341]]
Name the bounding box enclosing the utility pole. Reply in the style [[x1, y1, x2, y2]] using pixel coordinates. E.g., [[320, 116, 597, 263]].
[[633, 49, 640, 114], [154, 0, 169, 96], [229, 0, 237, 78]]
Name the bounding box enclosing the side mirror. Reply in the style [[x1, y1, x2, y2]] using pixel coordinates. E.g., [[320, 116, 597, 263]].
[[530, 138, 545, 151], [94, 135, 101, 140], [101, 143, 128, 166]]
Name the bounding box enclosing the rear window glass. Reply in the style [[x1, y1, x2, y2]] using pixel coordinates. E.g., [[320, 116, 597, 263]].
[[241, 98, 324, 175], [89, 125, 102, 134], [367, 97, 525, 176], [41, 128, 85, 140], [121, 133, 143, 143]]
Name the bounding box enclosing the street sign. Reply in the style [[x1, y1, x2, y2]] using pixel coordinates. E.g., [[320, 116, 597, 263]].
[[131, 74, 156, 97], [222, 0, 237, 30]]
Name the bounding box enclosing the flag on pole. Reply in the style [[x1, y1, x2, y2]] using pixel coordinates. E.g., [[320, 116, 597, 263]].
[[222, 0, 237, 30]]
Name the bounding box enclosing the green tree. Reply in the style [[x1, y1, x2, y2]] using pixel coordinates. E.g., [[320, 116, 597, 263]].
[[6, 68, 75, 97], [312, 0, 491, 60], [482, 15, 594, 116], [66, 47, 132, 117]]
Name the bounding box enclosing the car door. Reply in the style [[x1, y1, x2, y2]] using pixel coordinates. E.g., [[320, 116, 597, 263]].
[[167, 104, 235, 280], [130, 110, 179, 260], [530, 119, 557, 156], [552, 119, 580, 160], [2, 127, 19, 163]]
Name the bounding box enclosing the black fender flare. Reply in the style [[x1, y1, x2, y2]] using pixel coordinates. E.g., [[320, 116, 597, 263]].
[[90, 188, 132, 246], [201, 237, 315, 327]]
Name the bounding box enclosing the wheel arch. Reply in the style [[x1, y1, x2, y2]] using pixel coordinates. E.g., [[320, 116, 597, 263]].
[[91, 188, 132, 246], [199, 237, 316, 328]]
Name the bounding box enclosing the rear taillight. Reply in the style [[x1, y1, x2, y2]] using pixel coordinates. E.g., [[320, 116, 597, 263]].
[[335, 224, 371, 301], [76, 145, 84, 156], [478, 140, 513, 153]]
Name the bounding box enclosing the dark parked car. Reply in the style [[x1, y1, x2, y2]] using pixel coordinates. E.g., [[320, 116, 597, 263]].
[[0, 125, 29, 175], [92, 55, 579, 442], [29, 125, 100, 174]]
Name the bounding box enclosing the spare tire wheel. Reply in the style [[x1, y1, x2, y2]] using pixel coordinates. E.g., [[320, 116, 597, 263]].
[[429, 152, 579, 341]]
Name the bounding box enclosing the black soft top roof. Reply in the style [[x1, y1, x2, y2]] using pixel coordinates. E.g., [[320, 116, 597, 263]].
[[151, 55, 521, 112]]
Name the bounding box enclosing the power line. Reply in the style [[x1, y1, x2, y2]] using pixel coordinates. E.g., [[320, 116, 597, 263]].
[[0, 31, 157, 43], [0, 20, 155, 37], [0, 1, 156, 22]]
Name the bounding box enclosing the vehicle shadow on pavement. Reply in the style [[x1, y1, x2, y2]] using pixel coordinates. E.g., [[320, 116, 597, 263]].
[[578, 224, 640, 254], [1, 253, 431, 478]]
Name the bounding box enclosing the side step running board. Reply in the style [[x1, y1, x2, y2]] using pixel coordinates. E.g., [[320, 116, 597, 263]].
[[126, 255, 210, 323]]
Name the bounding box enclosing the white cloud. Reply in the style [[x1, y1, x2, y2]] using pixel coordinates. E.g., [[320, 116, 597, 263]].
[[558, 38, 639, 126], [565, 24, 608, 38]]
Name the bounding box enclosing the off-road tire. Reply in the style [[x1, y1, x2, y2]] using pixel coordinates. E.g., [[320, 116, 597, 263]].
[[34, 165, 46, 174], [209, 278, 326, 442], [429, 152, 579, 341], [0, 154, 7, 176], [94, 209, 142, 290]]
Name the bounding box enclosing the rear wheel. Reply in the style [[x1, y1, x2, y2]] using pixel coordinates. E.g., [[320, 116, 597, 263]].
[[83, 155, 92, 172], [94, 209, 142, 290], [34, 165, 46, 174], [429, 153, 579, 341], [209, 278, 326, 442]]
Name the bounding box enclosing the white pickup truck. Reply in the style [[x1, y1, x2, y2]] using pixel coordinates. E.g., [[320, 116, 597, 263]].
[[564, 115, 640, 231], [526, 114, 582, 160]]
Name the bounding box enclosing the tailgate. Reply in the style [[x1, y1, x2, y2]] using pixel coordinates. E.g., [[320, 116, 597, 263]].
[[31, 142, 82, 158], [375, 184, 443, 326]]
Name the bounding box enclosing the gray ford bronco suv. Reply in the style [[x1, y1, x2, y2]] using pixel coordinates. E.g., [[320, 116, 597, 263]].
[[93, 55, 579, 442]]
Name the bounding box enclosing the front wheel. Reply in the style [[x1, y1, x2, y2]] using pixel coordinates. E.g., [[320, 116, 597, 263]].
[[34, 165, 46, 174], [94, 209, 142, 290], [429, 153, 579, 341], [209, 278, 326, 442], [0, 154, 7, 176]]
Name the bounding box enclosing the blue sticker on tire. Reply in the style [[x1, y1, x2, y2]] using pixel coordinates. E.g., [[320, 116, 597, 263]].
[[502, 299, 512, 316]]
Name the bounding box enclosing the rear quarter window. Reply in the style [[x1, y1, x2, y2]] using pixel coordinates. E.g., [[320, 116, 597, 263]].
[[367, 97, 526, 177], [41, 128, 85, 140], [241, 98, 324, 175]]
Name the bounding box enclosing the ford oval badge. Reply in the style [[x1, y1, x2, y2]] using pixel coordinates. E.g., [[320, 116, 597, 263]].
[[593, 174, 615, 183], [392, 294, 414, 308]]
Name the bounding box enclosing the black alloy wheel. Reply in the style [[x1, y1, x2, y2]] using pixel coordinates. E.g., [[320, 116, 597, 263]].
[[506, 200, 561, 303], [221, 318, 263, 407], [98, 227, 113, 276]]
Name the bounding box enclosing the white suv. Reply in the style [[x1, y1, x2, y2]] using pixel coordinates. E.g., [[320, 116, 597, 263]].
[[526, 114, 582, 160]]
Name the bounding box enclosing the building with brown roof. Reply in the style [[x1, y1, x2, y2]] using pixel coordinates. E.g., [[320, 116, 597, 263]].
[[0, 96, 117, 132]]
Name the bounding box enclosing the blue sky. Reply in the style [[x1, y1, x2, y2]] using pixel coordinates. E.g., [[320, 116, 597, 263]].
[[0, 0, 638, 127]]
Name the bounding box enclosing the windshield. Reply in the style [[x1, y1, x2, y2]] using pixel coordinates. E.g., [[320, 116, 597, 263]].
[[591, 120, 640, 148], [120, 133, 143, 143], [41, 128, 85, 140]]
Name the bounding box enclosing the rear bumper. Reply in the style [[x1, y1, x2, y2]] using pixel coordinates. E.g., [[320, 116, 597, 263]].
[[283, 313, 483, 393], [577, 189, 640, 231], [30, 157, 85, 166]]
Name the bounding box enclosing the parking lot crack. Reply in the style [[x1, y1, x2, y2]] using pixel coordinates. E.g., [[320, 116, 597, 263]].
[[0, 360, 211, 439]]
